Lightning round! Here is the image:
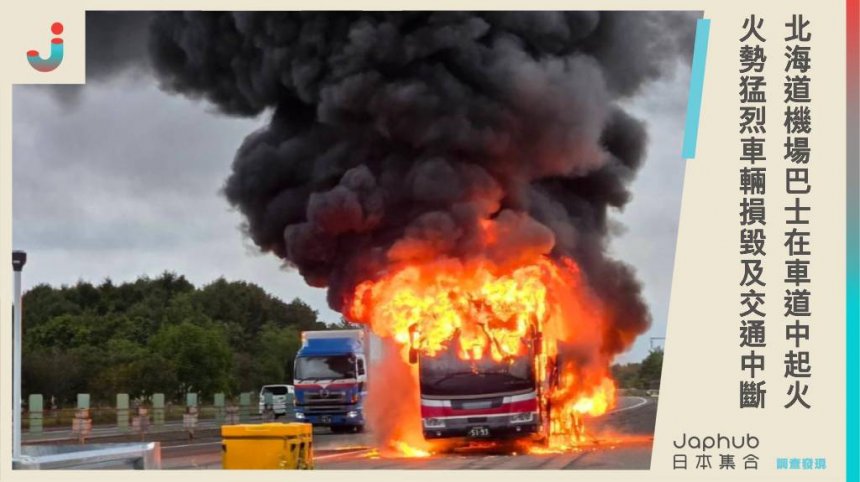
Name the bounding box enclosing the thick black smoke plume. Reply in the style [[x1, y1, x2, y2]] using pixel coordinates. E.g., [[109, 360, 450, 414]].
[[149, 12, 696, 356]]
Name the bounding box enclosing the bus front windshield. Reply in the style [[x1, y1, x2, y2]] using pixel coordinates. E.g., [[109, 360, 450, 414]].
[[418, 341, 535, 396]]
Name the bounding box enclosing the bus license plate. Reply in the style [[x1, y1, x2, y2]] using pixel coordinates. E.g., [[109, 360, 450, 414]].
[[468, 426, 490, 438]]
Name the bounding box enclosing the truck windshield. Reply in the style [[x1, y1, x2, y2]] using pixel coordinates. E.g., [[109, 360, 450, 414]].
[[419, 345, 534, 396], [295, 355, 356, 380]]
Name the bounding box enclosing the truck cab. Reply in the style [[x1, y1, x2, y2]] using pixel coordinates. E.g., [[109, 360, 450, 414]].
[[293, 330, 368, 432]]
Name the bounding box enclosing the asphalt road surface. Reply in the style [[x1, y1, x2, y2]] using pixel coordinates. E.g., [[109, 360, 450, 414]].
[[24, 396, 657, 470], [157, 395, 657, 470]]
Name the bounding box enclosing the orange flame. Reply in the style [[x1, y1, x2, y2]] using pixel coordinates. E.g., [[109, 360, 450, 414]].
[[391, 441, 432, 458]]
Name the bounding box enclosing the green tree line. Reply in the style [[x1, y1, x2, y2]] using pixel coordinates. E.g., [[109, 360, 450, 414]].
[[21, 272, 329, 405], [611, 348, 663, 390]]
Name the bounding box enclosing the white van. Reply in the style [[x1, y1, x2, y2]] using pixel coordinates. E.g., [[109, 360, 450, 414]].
[[258, 384, 294, 417]]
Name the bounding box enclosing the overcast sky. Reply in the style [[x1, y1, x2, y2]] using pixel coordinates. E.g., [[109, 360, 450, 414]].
[[12, 57, 690, 364]]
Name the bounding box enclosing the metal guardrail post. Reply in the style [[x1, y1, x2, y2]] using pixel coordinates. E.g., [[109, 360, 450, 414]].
[[152, 393, 165, 427], [225, 405, 239, 425], [29, 394, 43, 433], [184, 393, 198, 439], [214, 393, 225, 424], [117, 394, 129, 432], [239, 392, 251, 423], [183, 406, 198, 440], [132, 405, 150, 440], [72, 394, 92, 443], [262, 391, 274, 421], [285, 392, 296, 420]]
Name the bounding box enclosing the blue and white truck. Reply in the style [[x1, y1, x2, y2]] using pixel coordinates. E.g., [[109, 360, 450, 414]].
[[293, 329, 379, 433]]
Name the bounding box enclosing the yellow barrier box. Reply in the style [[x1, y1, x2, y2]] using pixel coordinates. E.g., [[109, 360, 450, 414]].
[[221, 423, 313, 469]]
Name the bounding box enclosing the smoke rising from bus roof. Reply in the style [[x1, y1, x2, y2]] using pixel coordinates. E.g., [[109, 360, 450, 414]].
[[146, 11, 697, 357]]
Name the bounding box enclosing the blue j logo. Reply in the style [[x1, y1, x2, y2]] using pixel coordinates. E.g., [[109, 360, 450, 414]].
[[27, 22, 64, 72]]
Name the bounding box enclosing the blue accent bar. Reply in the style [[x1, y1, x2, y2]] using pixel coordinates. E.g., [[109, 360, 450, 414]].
[[682, 18, 711, 159], [847, 63, 860, 482], [849, 218, 858, 482]]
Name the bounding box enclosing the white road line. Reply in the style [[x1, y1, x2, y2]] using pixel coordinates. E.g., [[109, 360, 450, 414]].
[[607, 396, 648, 415], [163, 441, 223, 450], [315, 448, 369, 460]]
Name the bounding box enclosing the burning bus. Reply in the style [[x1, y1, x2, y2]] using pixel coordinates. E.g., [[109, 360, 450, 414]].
[[349, 256, 616, 450]]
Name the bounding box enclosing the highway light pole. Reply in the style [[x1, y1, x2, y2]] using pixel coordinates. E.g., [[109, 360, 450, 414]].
[[12, 251, 27, 460]]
